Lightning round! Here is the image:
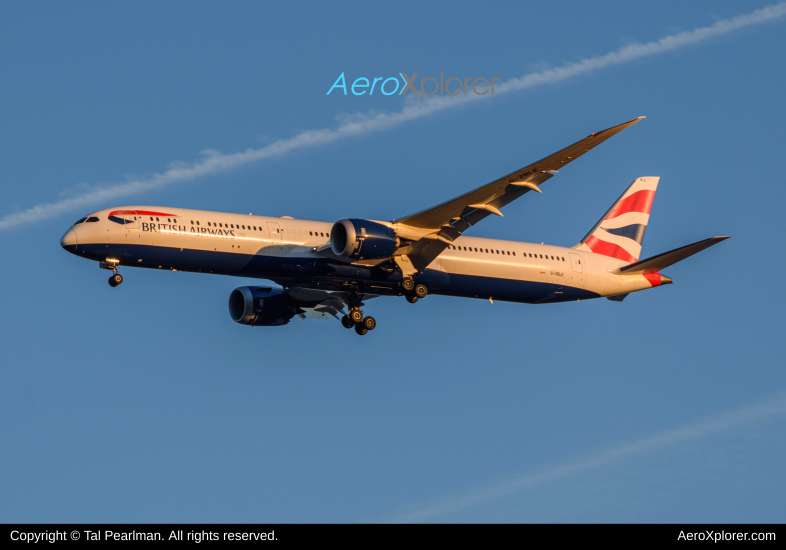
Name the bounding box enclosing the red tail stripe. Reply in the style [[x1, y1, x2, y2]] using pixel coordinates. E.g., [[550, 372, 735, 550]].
[[643, 273, 662, 287], [604, 189, 655, 220], [585, 235, 638, 263]]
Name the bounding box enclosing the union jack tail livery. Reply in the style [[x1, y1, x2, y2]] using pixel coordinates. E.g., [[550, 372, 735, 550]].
[[575, 176, 659, 263]]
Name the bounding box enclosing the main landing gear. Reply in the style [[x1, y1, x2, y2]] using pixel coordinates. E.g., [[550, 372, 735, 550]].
[[401, 277, 427, 304], [341, 307, 376, 336], [340, 292, 376, 336], [100, 259, 123, 287]]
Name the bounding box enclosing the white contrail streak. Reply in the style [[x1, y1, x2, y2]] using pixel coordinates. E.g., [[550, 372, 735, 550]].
[[2, 3, 785, 231], [388, 392, 786, 522]]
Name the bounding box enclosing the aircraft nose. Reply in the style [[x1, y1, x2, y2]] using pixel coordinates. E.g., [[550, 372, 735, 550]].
[[60, 228, 78, 252]]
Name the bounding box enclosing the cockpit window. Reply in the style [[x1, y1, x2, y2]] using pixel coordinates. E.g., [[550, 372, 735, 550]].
[[86, 216, 99, 222], [73, 217, 87, 225]]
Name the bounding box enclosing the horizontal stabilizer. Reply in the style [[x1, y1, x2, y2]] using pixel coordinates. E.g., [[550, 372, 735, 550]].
[[615, 236, 729, 274]]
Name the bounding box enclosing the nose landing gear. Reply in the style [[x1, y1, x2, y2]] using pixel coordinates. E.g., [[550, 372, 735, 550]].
[[108, 273, 123, 287], [100, 259, 123, 287]]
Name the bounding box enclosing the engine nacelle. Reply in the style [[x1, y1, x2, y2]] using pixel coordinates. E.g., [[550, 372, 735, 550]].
[[330, 219, 399, 260], [228, 286, 297, 326]]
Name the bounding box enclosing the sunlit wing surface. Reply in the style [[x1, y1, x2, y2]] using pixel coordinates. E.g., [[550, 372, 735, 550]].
[[391, 117, 645, 269]]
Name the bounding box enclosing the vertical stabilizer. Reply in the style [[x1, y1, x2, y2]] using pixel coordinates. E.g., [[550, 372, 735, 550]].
[[574, 177, 659, 263]]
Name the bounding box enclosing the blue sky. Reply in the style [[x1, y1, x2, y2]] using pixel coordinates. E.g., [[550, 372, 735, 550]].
[[1, 1, 785, 522]]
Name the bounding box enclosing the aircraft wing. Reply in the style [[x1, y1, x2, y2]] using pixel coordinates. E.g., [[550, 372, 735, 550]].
[[391, 117, 645, 270]]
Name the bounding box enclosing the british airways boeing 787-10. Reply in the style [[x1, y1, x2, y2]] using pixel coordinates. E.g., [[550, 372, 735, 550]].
[[60, 117, 727, 335]]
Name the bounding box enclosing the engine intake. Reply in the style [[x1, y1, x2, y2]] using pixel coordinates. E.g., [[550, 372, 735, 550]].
[[330, 219, 399, 260], [228, 286, 297, 326]]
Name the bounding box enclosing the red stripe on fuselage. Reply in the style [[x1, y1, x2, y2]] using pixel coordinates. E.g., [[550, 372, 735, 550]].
[[585, 235, 638, 263], [605, 189, 655, 220], [108, 210, 178, 217]]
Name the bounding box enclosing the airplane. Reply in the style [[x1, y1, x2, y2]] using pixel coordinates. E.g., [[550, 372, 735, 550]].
[[60, 117, 728, 335]]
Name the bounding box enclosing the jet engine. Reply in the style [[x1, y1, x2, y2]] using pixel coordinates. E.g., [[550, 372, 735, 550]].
[[228, 286, 297, 326], [330, 219, 399, 260]]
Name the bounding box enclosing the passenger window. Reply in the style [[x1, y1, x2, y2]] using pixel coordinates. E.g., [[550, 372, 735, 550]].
[[156, 217, 159, 221], [150, 217, 154, 221], [512, 252, 515, 256], [196, 221, 200, 226]]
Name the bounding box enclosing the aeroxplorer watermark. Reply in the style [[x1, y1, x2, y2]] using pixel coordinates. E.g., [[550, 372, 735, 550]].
[[327, 72, 500, 100]]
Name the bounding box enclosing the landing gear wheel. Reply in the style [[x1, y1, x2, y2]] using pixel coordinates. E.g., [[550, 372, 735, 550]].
[[401, 277, 415, 292], [350, 308, 364, 324], [363, 316, 376, 331], [414, 284, 427, 298], [406, 294, 419, 304], [354, 324, 368, 336], [341, 315, 354, 329], [108, 273, 123, 287]]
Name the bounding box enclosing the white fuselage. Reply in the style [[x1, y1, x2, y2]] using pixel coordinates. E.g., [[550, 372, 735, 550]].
[[61, 206, 662, 303]]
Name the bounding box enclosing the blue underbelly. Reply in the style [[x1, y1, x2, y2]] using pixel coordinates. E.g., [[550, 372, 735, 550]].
[[75, 243, 599, 303]]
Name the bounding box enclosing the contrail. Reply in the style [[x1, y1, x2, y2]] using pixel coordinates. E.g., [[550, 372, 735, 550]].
[[2, 3, 785, 231], [386, 392, 786, 522]]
